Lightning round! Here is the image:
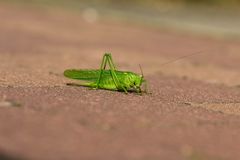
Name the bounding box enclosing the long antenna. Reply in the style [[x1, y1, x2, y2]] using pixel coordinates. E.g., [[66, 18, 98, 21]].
[[159, 51, 205, 67], [139, 64, 144, 77]]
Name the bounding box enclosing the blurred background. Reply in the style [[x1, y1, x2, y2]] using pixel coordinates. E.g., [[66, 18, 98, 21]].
[[1, 0, 240, 38]]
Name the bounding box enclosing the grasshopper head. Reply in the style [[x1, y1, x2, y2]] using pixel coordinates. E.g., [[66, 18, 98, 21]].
[[131, 65, 147, 94], [130, 75, 146, 94]]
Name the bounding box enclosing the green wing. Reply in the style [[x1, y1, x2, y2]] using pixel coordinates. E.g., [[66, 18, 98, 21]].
[[64, 69, 100, 81], [64, 69, 135, 82], [64, 69, 114, 81]]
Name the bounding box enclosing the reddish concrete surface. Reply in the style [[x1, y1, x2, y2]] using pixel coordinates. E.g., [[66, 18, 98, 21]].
[[0, 4, 240, 160]]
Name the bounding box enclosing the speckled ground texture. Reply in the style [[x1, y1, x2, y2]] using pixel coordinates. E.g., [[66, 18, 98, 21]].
[[0, 4, 240, 160]]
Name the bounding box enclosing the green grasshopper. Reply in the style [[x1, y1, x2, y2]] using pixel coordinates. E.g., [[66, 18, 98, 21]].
[[64, 53, 146, 94]]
